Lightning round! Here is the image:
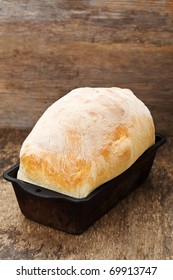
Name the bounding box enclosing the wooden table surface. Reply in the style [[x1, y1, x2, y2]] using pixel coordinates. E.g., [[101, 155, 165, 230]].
[[0, 128, 173, 259], [0, 1, 173, 260]]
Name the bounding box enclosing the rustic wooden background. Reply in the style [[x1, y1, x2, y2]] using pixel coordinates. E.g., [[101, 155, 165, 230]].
[[0, 0, 173, 135], [1, 1, 173, 260]]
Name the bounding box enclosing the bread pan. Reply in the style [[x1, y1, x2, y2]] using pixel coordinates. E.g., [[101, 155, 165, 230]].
[[3, 133, 166, 234]]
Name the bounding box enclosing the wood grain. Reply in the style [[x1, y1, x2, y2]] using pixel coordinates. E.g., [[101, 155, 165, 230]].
[[1, 129, 173, 259], [0, 0, 173, 135]]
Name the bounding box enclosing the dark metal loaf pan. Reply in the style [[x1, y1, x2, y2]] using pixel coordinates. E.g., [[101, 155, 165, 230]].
[[3, 133, 166, 234]]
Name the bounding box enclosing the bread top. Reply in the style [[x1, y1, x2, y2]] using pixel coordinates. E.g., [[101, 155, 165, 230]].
[[17, 87, 155, 198]]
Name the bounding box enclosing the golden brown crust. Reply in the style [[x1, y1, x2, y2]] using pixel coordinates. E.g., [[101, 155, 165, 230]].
[[20, 152, 91, 194], [17, 87, 155, 198]]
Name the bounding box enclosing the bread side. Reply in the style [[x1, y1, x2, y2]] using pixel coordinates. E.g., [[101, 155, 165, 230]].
[[17, 87, 155, 198]]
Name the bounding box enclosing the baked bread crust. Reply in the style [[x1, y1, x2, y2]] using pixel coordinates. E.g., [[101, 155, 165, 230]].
[[17, 87, 155, 198]]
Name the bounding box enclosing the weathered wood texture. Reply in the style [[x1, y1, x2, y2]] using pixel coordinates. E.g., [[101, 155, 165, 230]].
[[0, 129, 173, 259], [0, 1, 173, 134]]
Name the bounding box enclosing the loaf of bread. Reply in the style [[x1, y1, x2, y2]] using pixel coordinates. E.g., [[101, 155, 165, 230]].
[[17, 87, 155, 198]]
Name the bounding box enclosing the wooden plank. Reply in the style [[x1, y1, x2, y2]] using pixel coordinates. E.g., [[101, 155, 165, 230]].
[[0, 1, 173, 135]]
